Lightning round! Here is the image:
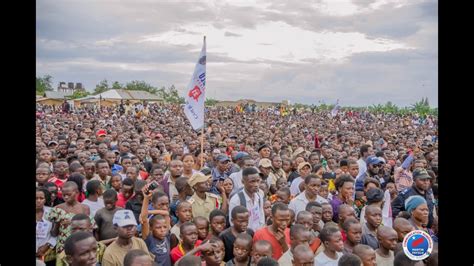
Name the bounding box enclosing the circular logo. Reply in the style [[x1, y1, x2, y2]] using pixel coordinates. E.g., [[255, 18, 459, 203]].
[[403, 230, 433, 260]]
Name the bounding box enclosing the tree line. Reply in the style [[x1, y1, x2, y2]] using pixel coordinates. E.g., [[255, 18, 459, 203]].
[[36, 75, 437, 116]]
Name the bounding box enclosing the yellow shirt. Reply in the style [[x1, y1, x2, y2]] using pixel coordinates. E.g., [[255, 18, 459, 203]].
[[102, 237, 153, 266], [188, 193, 221, 221]]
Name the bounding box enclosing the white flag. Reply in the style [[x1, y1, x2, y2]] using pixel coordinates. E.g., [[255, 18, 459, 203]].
[[331, 99, 340, 118], [183, 36, 206, 130]]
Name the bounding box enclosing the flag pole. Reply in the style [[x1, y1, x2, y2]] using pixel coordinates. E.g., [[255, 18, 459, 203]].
[[200, 126, 204, 169], [200, 35, 206, 169]]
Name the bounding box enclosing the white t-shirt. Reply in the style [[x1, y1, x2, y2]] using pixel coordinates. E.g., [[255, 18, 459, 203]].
[[230, 170, 243, 195], [357, 158, 367, 179], [290, 176, 305, 196], [82, 198, 105, 217], [314, 251, 343, 266]]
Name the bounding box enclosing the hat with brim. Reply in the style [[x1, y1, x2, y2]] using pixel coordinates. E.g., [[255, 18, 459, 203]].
[[413, 168, 432, 180], [297, 162, 312, 172], [366, 155, 383, 165], [113, 210, 138, 227], [96, 129, 107, 137], [48, 141, 58, 146], [258, 158, 272, 168], [216, 154, 230, 162], [292, 147, 305, 159], [188, 172, 211, 187], [235, 152, 249, 161]]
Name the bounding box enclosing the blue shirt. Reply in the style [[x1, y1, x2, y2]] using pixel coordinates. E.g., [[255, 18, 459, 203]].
[[111, 164, 123, 176], [145, 234, 171, 266]]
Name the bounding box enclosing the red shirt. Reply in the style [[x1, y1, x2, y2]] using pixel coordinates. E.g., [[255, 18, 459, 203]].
[[253, 227, 291, 260], [116, 192, 131, 208], [341, 229, 347, 242], [170, 240, 202, 264], [139, 171, 149, 180]]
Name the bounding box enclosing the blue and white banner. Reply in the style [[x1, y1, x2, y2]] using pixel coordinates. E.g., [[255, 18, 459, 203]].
[[183, 36, 206, 130], [331, 99, 340, 117]]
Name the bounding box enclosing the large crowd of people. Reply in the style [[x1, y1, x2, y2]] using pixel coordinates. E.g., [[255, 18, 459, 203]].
[[36, 101, 438, 265]]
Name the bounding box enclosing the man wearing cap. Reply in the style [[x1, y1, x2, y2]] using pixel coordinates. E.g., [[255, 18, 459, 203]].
[[210, 154, 232, 195], [102, 210, 153, 265], [289, 162, 312, 196], [391, 168, 435, 228], [258, 158, 277, 194], [291, 147, 305, 161], [187, 172, 226, 221], [96, 129, 107, 143], [355, 155, 385, 191], [232, 151, 249, 172]]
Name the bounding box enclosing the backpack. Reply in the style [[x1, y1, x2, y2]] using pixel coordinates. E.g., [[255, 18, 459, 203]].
[[237, 190, 261, 209]]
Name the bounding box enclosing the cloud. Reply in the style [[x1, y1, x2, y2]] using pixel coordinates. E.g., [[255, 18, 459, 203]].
[[36, 0, 437, 107], [224, 31, 242, 37]]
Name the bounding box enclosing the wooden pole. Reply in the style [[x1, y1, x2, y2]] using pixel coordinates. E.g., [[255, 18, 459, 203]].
[[200, 126, 204, 169]]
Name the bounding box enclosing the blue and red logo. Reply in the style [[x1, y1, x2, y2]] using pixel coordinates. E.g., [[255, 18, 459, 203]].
[[403, 230, 433, 260]]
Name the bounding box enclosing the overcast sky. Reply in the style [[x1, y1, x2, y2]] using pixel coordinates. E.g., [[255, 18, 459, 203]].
[[36, 0, 437, 107]]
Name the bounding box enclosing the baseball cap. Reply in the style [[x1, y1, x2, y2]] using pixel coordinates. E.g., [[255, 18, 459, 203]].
[[413, 168, 431, 179], [48, 141, 58, 146], [188, 172, 211, 187], [96, 129, 107, 137], [112, 210, 138, 227], [216, 154, 230, 162], [200, 167, 212, 176], [366, 155, 383, 165], [234, 152, 249, 161], [258, 158, 272, 168]]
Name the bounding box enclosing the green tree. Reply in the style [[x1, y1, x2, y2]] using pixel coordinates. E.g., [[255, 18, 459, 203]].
[[125, 80, 158, 94], [69, 90, 90, 99], [383, 101, 399, 114], [205, 98, 219, 106], [163, 85, 184, 104], [112, 81, 123, 90], [411, 98, 431, 116], [94, 79, 110, 95], [36, 75, 54, 94]]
